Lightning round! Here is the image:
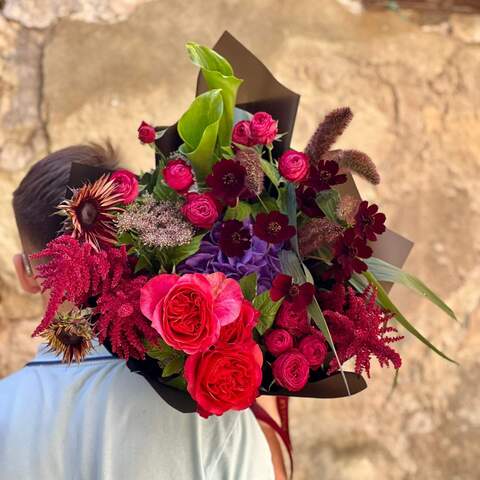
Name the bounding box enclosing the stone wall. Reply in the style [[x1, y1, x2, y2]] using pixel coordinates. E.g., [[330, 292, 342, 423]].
[[1, 1, 479, 478]]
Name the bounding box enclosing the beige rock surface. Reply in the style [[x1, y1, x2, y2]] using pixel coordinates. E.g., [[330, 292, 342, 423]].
[[1, 1, 479, 478]]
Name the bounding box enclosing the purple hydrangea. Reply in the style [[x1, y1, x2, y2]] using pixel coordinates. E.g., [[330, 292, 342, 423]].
[[177, 221, 282, 293]]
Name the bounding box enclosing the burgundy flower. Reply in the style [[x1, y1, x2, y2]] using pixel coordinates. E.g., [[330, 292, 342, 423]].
[[250, 112, 278, 145], [331, 228, 373, 279], [275, 302, 310, 338], [219, 220, 252, 257], [206, 159, 246, 207], [306, 160, 347, 192], [354, 200, 386, 241], [296, 185, 324, 218], [270, 274, 315, 309], [264, 329, 294, 357], [272, 350, 310, 392], [299, 332, 327, 370], [232, 120, 254, 146], [137, 121, 156, 144], [253, 211, 296, 244]]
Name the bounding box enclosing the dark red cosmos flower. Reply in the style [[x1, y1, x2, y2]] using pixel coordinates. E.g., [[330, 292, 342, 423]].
[[206, 159, 246, 207], [296, 185, 324, 218], [253, 211, 296, 244], [219, 220, 252, 257], [354, 200, 386, 241], [331, 228, 373, 279], [306, 160, 347, 192], [270, 274, 315, 309]]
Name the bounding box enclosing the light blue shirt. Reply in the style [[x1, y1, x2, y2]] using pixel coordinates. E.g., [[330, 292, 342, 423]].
[[0, 343, 274, 480]]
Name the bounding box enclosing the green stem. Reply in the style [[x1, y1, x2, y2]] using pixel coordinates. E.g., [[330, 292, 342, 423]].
[[256, 194, 270, 213]]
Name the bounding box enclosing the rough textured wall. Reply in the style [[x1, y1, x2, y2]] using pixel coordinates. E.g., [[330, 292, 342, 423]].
[[1, 1, 479, 479]]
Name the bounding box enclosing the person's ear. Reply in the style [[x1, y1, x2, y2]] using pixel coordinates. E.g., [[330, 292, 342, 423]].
[[13, 253, 41, 294]]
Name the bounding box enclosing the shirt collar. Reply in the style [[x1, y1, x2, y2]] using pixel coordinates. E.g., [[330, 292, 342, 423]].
[[32, 340, 113, 364]]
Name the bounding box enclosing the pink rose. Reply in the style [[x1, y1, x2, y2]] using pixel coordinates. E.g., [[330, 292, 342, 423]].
[[275, 302, 310, 337], [299, 332, 327, 370], [232, 120, 253, 146], [272, 350, 310, 392], [163, 158, 194, 194], [264, 328, 294, 356], [111, 169, 139, 204], [278, 149, 310, 183], [250, 112, 278, 145], [140, 272, 243, 354], [137, 121, 156, 144], [184, 341, 263, 417], [181, 192, 219, 229], [219, 299, 259, 344]]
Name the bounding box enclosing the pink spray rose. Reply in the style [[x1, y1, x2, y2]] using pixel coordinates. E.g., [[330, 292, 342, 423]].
[[111, 169, 139, 204], [181, 192, 219, 229], [299, 332, 327, 370], [264, 328, 294, 357], [163, 158, 194, 194], [278, 149, 310, 183], [272, 349, 310, 392], [232, 120, 254, 146], [250, 112, 278, 145], [137, 121, 156, 144], [140, 272, 243, 354], [184, 341, 263, 417]]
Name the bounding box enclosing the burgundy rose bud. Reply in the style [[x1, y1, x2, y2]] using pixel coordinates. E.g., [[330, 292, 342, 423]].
[[111, 169, 139, 204], [232, 120, 254, 146], [272, 350, 310, 392], [137, 121, 156, 144], [181, 192, 219, 229], [250, 112, 278, 145], [275, 302, 310, 337], [264, 329, 294, 357], [163, 158, 194, 194], [278, 149, 310, 183], [298, 332, 327, 370]]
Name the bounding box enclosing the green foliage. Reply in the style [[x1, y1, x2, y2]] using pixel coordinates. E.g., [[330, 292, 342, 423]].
[[186, 42, 243, 148], [153, 178, 179, 202], [260, 159, 281, 188], [162, 356, 185, 378], [315, 189, 340, 222], [223, 201, 252, 221], [239, 273, 257, 301], [139, 168, 160, 194], [178, 89, 223, 180], [253, 291, 283, 335], [146, 339, 185, 378], [157, 234, 205, 270]]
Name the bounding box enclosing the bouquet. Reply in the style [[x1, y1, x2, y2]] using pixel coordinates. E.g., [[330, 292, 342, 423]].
[[32, 33, 456, 419]]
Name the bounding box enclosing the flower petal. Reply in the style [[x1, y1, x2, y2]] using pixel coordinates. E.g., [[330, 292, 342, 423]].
[[140, 274, 178, 320], [207, 272, 243, 326]]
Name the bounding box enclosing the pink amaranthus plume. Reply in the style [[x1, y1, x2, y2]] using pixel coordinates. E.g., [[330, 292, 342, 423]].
[[318, 285, 403, 377]]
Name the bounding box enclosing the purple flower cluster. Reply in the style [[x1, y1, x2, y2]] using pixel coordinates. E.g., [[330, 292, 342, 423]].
[[178, 221, 282, 293]]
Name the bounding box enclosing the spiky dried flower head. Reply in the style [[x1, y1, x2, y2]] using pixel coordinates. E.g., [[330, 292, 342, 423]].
[[336, 195, 361, 226], [234, 149, 265, 196], [116, 194, 194, 249], [298, 217, 344, 257], [58, 174, 124, 251], [304, 107, 353, 162], [325, 149, 380, 185], [41, 308, 95, 364]]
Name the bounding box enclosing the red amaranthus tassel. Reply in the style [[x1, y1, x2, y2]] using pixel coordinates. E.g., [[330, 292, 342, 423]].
[[319, 285, 403, 377], [96, 275, 159, 360]]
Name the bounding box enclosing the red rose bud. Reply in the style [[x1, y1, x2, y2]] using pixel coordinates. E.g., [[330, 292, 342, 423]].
[[272, 350, 310, 392], [275, 302, 310, 337], [219, 299, 259, 344], [111, 169, 139, 204], [278, 149, 310, 183], [250, 112, 278, 145], [232, 120, 254, 146], [184, 341, 263, 417], [163, 158, 194, 194], [299, 332, 327, 370], [181, 192, 219, 229], [137, 121, 156, 144], [264, 328, 294, 356]]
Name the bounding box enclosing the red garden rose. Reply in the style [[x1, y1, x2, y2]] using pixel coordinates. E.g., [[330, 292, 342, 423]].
[[278, 149, 310, 183], [250, 112, 278, 145], [140, 272, 243, 354], [137, 121, 156, 144], [181, 192, 219, 229], [232, 120, 254, 146], [272, 349, 310, 392], [111, 169, 139, 204], [264, 328, 294, 356], [163, 159, 194, 194], [299, 332, 327, 370], [184, 341, 263, 417], [275, 302, 310, 337], [219, 299, 259, 344]]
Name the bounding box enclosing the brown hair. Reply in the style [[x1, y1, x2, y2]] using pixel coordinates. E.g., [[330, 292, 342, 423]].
[[12, 142, 119, 252]]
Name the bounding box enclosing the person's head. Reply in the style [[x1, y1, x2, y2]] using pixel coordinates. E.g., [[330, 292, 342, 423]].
[[12, 143, 119, 295]]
